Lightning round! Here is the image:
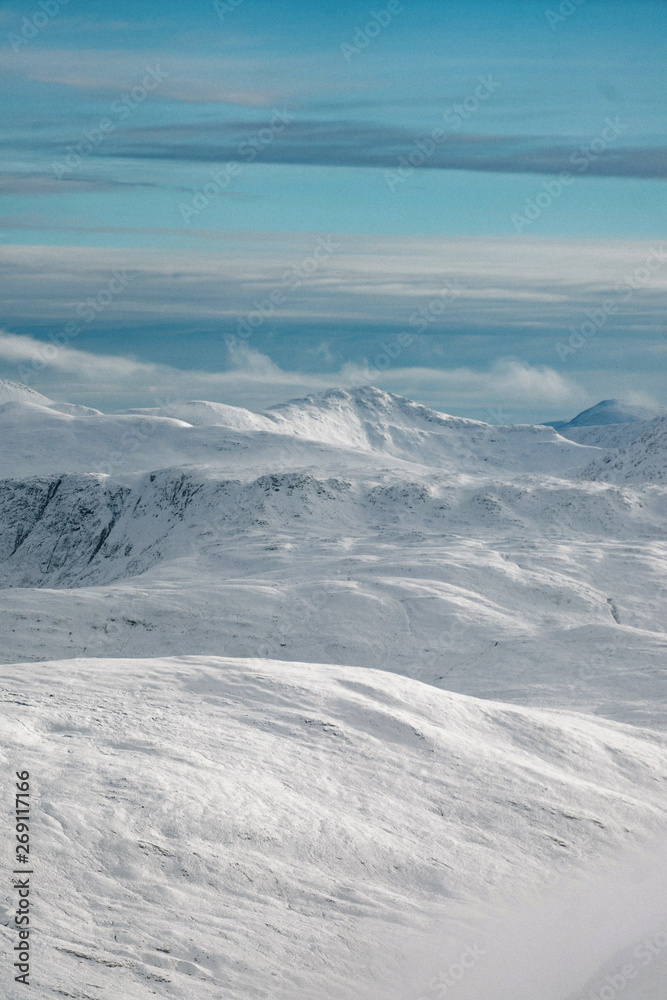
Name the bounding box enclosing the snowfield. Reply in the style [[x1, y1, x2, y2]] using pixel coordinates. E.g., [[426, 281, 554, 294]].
[[1, 656, 667, 1000], [0, 381, 665, 999]]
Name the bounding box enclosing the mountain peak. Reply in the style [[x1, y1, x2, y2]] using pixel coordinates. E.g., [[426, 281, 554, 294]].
[[0, 377, 53, 407], [546, 398, 665, 429]]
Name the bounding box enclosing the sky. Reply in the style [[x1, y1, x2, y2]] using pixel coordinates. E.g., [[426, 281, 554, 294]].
[[0, 0, 665, 421]]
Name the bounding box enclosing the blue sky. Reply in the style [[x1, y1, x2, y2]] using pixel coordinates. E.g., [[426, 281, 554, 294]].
[[0, 0, 665, 420]]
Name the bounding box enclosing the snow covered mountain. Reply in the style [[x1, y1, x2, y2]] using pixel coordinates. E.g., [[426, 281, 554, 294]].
[[0, 382, 602, 479], [0, 380, 665, 999], [0, 375, 101, 416], [546, 397, 666, 430], [577, 416, 667, 484], [2, 655, 667, 1000]]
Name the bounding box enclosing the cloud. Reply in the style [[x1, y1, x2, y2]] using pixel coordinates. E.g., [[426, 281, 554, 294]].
[[0, 330, 149, 378], [0, 173, 156, 195], [3, 45, 664, 179], [0, 331, 584, 415], [1, 49, 300, 107], [342, 358, 583, 409], [0, 238, 664, 335], [80, 119, 667, 180]]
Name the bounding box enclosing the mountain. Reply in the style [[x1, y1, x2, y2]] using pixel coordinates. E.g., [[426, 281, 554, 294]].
[[546, 398, 666, 431], [0, 381, 665, 713], [0, 376, 54, 406], [0, 380, 666, 999], [2, 654, 666, 1000], [0, 376, 101, 417], [578, 415, 667, 483], [0, 382, 600, 479]]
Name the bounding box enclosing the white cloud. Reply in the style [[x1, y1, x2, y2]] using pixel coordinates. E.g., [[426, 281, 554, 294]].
[[1, 239, 664, 335], [1, 48, 322, 106], [342, 358, 584, 409], [0, 331, 585, 416]]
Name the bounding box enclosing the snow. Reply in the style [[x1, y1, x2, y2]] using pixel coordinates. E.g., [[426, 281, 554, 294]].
[[576, 417, 667, 484], [0, 380, 666, 998], [1, 656, 667, 1000], [0, 377, 101, 416], [546, 398, 666, 430], [0, 382, 603, 479]]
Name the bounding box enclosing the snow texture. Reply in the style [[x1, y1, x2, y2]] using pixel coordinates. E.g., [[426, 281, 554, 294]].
[[0, 380, 665, 999]]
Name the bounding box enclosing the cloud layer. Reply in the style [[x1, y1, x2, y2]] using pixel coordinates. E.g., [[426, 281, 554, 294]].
[[93, 120, 667, 180], [0, 330, 584, 416], [1, 236, 664, 332]]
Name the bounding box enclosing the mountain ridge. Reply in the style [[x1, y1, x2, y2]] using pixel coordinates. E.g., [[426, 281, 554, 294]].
[[546, 397, 666, 430]]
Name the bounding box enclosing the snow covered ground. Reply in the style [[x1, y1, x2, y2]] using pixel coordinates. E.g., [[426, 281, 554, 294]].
[[0, 380, 665, 998]]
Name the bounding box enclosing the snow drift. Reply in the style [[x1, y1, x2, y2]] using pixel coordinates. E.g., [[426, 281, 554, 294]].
[[0, 381, 665, 999]]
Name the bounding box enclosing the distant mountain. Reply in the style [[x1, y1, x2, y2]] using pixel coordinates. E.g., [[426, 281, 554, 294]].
[[2, 377, 667, 1000], [546, 398, 665, 430], [0, 376, 54, 407], [0, 381, 598, 478], [2, 380, 666, 485], [0, 377, 101, 417], [578, 415, 667, 484]]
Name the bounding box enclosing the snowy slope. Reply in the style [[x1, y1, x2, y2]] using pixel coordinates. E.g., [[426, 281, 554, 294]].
[[547, 398, 666, 430], [576, 417, 667, 484], [0, 382, 600, 478], [0, 377, 54, 407], [0, 376, 100, 416], [1, 656, 667, 1000], [1, 381, 666, 999], [0, 462, 665, 729]]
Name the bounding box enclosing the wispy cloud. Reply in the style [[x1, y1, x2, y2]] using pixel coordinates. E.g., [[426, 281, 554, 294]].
[[0, 172, 156, 195], [0, 331, 584, 414], [20, 117, 667, 180], [0, 238, 664, 332], [1, 49, 304, 106]]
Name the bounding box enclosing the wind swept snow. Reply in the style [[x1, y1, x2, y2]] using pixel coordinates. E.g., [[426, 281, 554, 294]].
[[0, 381, 666, 999], [1, 656, 666, 1000]]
